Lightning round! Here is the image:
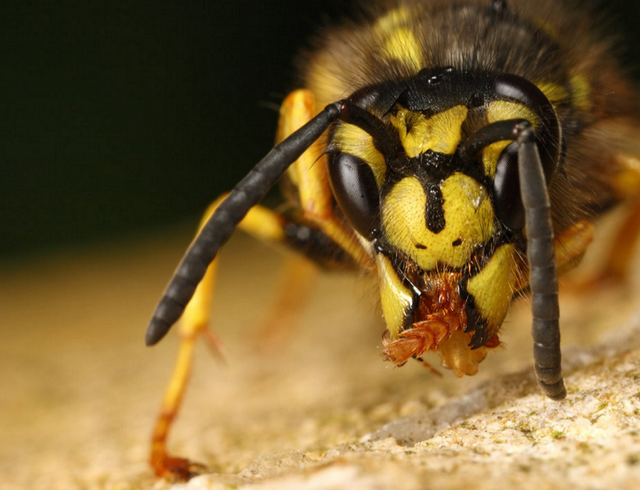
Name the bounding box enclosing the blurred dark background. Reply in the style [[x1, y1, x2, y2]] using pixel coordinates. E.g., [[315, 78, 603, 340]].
[[3, 0, 640, 260]]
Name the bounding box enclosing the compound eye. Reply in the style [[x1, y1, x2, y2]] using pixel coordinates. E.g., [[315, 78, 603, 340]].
[[328, 152, 380, 240], [493, 142, 525, 231]]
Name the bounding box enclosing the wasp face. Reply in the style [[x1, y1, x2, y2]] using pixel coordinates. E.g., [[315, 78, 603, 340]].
[[328, 68, 561, 375]]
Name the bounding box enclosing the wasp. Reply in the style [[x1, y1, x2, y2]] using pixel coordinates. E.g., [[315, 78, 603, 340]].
[[145, 0, 640, 480]]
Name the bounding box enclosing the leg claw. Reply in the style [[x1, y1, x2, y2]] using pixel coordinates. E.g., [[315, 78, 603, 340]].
[[152, 453, 208, 482]]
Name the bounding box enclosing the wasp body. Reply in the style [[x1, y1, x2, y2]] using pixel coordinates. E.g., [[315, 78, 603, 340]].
[[146, 0, 640, 480]]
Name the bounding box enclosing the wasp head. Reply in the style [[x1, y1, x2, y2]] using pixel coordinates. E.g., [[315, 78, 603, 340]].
[[327, 68, 560, 376]]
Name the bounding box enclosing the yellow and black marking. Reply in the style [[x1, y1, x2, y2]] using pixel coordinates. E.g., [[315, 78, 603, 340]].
[[322, 66, 565, 370], [146, 0, 640, 481], [462, 244, 518, 348], [390, 105, 469, 157], [381, 174, 494, 271], [332, 123, 387, 187]]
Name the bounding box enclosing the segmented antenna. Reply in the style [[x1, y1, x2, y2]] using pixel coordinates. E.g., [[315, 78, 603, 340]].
[[517, 123, 566, 400], [145, 101, 344, 346], [461, 117, 565, 400]]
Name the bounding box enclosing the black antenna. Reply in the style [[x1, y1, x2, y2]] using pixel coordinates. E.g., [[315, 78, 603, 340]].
[[461, 117, 565, 400], [516, 122, 565, 400], [145, 101, 344, 346]]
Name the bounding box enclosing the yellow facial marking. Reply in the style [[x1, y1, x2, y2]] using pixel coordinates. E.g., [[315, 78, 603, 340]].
[[390, 106, 469, 157], [481, 140, 511, 178], [333, 123, 387, 187], [569, 74, 591, 111], [466, 244, 517, 330], [487, 100, 539, 129], [376, 253, 415, 339], [375, 8, 423, 72], [481, 101, 540, 178], [382, 174, 494, 271]]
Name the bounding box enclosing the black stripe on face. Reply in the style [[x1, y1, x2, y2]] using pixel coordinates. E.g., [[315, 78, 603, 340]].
[[425, 183, 445, 234]]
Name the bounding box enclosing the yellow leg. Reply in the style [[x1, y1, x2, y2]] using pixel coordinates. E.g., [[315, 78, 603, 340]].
[[150, 198, 289, 480], [575, 153, 640, 288], [554, 219, 595, 276], [150, 331, 203, 480], [278, 89, 334, 220], [280, 90, 372, 270], [513, 219, 595, 293], [596, 195, 640, 282], [150, 90, 372, 481]]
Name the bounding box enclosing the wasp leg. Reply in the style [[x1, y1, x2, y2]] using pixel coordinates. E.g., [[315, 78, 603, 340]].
[[151, 91, 371, 481], [554, 219, 595, 276], [596, 154, 640, 282], [150, 197, 228, 481], [150, 330, 206, 481], [251, 90, 374, 348], [601, 197, 640, 281], [512, 219, 595, 293], [151, 194, 330, 479], [280, 89, 371, 269], [150, 200, 365, 480], [573, 154, 640, 289]]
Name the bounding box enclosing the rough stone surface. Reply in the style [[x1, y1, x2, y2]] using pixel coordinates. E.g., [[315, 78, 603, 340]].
[[3, 228, 640, 490]]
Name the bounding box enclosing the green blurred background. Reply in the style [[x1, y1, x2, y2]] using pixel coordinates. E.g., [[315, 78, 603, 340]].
[[3, 0, 640, 260]]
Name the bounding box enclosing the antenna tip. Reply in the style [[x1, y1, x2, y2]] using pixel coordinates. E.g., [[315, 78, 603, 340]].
[[146, 316, 172, 346]]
